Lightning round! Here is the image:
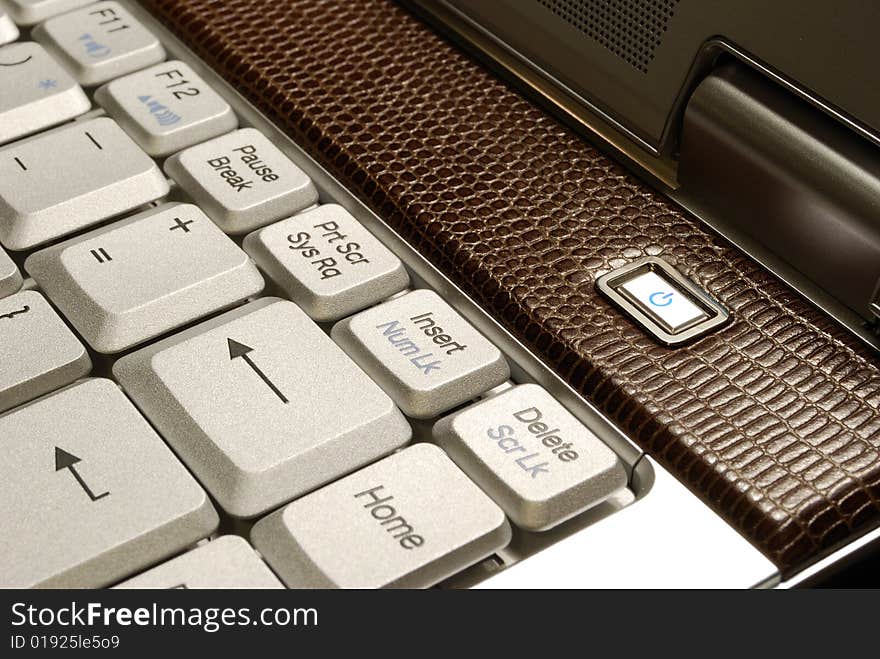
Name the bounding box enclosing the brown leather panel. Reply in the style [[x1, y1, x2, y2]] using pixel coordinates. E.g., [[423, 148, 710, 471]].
[[139, 0, 880, 574]]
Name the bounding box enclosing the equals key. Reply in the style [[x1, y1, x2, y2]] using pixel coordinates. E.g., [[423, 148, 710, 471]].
[[26, 202, 264, 353], [90, 247, 112, 263]]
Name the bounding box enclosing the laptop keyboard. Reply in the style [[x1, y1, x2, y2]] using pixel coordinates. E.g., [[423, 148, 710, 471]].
[[0, 0, 637, 588]]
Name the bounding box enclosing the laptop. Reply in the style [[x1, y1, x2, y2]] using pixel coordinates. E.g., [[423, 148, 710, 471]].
[[0, 0, 877, 588]]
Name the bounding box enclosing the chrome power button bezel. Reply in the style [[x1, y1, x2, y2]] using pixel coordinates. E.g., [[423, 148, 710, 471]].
[[596, 256, 730, 346]]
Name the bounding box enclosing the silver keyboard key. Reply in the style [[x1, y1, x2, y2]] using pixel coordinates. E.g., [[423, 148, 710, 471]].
[[165, 128, 318, 234], [26, 202, 264, 353], [331, 289, 510, 418], [0, 10, 18, 44], [0, 290, 90, 413], [433, 383, 628, 531], [33, 1, 165, 86], [0, 0, 93, 25], [244, 204, 410, 322], [95, 60, 238, 157], [0, 378, 219, 588], [114, 536, 283, 589], [114, 297, 411, 518], [251, 443, 511, 589], [0, 245, 21, 297], [0, 41, 90, 145], [0, 116, 169, 250]]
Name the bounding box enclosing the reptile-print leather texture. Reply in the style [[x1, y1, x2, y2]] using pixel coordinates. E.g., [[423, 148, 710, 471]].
[[139, 0, 880, 575]]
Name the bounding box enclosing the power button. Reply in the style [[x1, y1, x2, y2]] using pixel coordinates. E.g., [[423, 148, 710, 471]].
[[618, 270, 707, 332], [596, 257, 729, 345]]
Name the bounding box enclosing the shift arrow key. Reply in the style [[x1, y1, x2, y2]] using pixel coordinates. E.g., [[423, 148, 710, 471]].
[[0, 379, 218, 588], [54, 447, 109, 501]]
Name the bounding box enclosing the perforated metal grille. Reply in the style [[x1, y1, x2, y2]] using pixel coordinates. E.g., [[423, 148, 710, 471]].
[[536, 0, 679, 73]]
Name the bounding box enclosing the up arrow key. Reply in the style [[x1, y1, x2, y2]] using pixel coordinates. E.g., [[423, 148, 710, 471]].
[[227, 337, 253, 360], [54, 446, 110, 501], [227, 338, 289, 404]]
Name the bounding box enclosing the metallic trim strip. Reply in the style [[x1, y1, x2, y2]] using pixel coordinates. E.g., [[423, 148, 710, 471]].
[[474, 455, 779, 589]]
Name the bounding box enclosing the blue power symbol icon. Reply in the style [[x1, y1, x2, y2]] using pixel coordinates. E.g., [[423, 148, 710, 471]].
[[648, 291, 674, 307]]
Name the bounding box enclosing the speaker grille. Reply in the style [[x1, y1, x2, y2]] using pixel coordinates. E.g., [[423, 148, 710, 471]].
[[536, 0, 679, 73]]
